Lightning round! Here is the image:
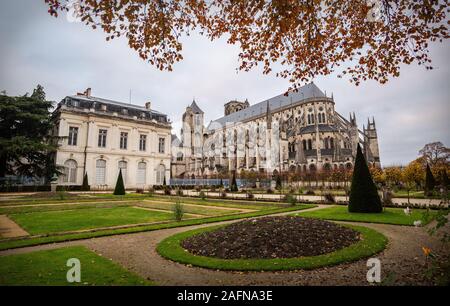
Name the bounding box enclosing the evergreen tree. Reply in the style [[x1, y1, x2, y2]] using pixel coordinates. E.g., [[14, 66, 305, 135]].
[[113, 169, 125, 195], [0, 85, 60, 182], [275, 174, 282, 190], [348, 144, 382, 213], [163, 175, 166, 186], [219, 178, 223, 188], [424, 163, 436, 196], [81, 172, 90, 191], [230, 171, 238, 192], [442, 170, 449, 189]]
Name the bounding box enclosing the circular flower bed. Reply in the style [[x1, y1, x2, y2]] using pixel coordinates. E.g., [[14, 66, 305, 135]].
[[157, 216, 387, 271], [182, 216, 360, 259]]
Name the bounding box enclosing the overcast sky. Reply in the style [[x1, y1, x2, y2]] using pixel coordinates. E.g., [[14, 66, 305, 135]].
[[1, 0, 449, 166]]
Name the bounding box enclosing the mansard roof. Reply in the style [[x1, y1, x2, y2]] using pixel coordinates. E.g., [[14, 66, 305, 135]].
[[211, 83, 327, 128], [189, 100, 204, 114], [57, 94, 169, 124]]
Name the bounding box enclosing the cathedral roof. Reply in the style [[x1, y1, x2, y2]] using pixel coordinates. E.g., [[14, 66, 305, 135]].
[[299, 124, 338, 134], [189, 100, 204, 114], [209, 83, 326, 129]]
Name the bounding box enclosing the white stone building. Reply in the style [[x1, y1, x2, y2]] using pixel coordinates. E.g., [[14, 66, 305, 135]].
[[172, 83, 380, 179], [52, 88, 171, 190]]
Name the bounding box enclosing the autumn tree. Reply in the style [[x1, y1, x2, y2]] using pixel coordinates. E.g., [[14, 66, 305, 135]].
[[369, 165, 386, 186], [45, 0, 449, 91], [402, 158, 425, 205], [425, 163, 436, 196], [384, 166, 403, 187], [419, 142, 449, 182]]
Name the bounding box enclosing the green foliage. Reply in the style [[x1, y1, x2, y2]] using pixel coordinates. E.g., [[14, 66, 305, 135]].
[[199, 191, 206, 200], [0, 85, 60, 181], [173, 200, 184, 221], [275, 174, 282, 190], [230, 172, 238, 192], [81, 172, 90, 191], [284, 193, 297, 206], [425, 164, 436, 196], [348, 145, 382, 213], [113, 169, 126, 195]]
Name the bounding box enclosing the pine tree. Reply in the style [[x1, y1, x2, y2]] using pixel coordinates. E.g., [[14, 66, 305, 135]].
[[424, 164, 436, 196], [348, 144, 382, 213], [81, 172, 90, 191], [0, 85, 61, 182], [113, 169, 125, 195], [230, 171, 238, 192]]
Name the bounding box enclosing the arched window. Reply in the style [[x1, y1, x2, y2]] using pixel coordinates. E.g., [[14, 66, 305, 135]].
[[302, 140, 307, 150], [324, 138, 329, 149], [330, 138, 334, 149], [307, 139, 312, 150], [118, 161, 127, 184], [137, 162, 146, 185], [96, 159, 106, 184], [64, 159, 77, 183], [156, 164, 166, 185]]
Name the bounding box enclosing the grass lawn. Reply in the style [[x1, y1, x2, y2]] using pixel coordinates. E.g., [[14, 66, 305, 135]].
[[157, 224, 387, 271], [141, 201, 243, 216], [10, 206, 175, 235], [0, 204, 316, 251], [0, 246, 149, 285], [294, 205, 438, 226]]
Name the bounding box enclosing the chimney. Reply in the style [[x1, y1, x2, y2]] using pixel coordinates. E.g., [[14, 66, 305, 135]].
[[85, 88, 91, 97], [145, 101, 151, 110]]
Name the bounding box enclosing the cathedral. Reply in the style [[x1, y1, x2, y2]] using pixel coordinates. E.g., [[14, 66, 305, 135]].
[[171, 83, 380, 179]]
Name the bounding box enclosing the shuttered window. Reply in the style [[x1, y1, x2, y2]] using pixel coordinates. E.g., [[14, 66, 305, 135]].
[[96, 159, 106, 184]]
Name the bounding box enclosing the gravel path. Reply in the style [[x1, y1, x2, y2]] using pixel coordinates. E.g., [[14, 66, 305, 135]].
[[0, 205, 448, 286]]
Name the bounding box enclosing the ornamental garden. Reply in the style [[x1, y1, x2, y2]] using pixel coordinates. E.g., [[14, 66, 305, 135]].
[[0, 143, 448, 286]]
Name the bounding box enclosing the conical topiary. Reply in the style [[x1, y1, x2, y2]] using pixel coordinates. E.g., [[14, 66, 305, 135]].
[[442, 170, 449, 189], [348, 144, 382, 213], [230, 171, 238, 192], [275, 174, 282, 190], [113, 169, 125, 195], [424, 164, 435, 196], [81, 172, 90, 191]]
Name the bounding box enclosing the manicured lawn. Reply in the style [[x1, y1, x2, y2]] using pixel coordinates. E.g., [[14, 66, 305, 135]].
[[294, 205, 438, 226], [0, 205, 316, 251], [0, 246, 149, 285], [141, 201, 244, 216], [157, 224, 387, 271], [10, 206, 175, 234]]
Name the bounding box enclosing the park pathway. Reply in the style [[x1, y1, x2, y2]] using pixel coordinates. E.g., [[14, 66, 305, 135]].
[[0, 205, 448, 285]]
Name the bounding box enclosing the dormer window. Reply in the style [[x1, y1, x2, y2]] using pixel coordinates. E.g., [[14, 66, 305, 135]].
[[122, 108, 128, 115], [100, 104, 107, 111]]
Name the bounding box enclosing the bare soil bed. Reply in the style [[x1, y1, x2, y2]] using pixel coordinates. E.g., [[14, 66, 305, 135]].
[[181, 216, 361, 259]]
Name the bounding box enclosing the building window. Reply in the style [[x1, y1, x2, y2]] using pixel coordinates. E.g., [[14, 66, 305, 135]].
[[118, 161, 127, 183], [98, 129, 107, 148], [302, 140, 307, 150], [307, 139, 312, 150], [158, 137, 165, 153], [120, 132, 128, 150], [139, 135, 147, 151], [96, 159, 106, 184], [137, 162, 146, 185], [68, 127, 78, 146], [63, 159, 77, 183], [156, 164, 166, 185]]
